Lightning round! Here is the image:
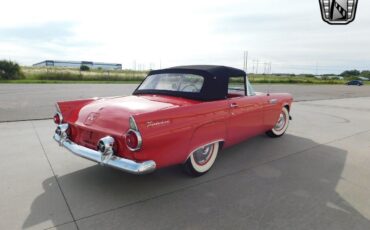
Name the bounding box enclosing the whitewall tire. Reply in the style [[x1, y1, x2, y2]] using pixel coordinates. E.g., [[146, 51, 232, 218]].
[[183, 142, 219, 177], [266, 107, 290, 138]]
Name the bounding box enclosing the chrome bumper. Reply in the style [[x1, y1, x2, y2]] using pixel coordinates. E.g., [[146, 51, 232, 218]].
[[53, 133, 156, 175]]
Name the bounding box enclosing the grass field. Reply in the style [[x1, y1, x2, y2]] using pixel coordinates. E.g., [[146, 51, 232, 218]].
[[0, 66, 369, 85]]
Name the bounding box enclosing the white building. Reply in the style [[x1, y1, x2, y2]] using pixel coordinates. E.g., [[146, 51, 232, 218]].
[[358, 76, 369, 81], [33, 60, 122, 70]]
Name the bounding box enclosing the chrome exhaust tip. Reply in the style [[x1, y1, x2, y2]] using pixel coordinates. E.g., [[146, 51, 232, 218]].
[[97, 136, 115, 164], [55, 124, 69, 145]]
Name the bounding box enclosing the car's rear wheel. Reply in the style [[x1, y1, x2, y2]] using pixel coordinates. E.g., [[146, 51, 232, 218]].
[[266, 107, 290, 138], [183, 142, 219, 177]]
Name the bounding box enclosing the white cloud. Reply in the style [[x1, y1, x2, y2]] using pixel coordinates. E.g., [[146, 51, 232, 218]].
[[0, 0, 369, 73]]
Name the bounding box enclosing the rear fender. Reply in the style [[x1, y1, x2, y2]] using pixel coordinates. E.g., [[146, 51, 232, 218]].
[[185, 121, 226, 162], [56, 98, 97, 123]]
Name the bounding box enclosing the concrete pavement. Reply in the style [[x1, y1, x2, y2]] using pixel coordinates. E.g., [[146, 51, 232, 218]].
[[0, 97, 370, 229]]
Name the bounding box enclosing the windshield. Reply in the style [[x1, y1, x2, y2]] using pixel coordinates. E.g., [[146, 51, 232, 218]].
[[138, 73, 204, 93]]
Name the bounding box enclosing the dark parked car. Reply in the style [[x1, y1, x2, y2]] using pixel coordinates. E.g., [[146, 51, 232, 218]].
[[347, 80, 363, 86]]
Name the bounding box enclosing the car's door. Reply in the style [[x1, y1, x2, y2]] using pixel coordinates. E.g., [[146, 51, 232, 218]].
[[226, 76, 264, 146], [261, 93, 282, 129]]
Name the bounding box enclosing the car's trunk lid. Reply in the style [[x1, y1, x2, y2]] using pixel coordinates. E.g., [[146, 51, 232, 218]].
[[70, 95, 199, 153]]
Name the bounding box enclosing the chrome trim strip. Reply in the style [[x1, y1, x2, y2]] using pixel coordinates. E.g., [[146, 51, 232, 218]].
[[54, 133, 156, 175], [129, 116, 139, 131], [55, 103, 61, 113]]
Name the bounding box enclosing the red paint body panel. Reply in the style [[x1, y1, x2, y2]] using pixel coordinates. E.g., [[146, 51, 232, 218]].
[[57, 92, 292, 169]]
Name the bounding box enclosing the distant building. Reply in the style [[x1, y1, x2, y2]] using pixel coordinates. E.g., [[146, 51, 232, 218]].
[[358, 76, 369, 81], [33, 60, 122, 70], [328, 76, 343, 80], [315, 75, 343, 80]]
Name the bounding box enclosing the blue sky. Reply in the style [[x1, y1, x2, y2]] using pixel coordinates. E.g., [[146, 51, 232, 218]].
[[0, 0, 369, 74]]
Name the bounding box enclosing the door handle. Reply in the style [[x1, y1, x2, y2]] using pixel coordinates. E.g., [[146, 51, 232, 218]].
[[230, 103, 239, 108], [269, 99, 278, 104]]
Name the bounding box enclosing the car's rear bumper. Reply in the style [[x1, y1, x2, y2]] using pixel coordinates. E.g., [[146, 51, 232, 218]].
[[53, 133, 156, 175]]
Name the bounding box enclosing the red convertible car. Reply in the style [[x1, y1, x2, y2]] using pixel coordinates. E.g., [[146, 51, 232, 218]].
[[54, 65, 292, 176]]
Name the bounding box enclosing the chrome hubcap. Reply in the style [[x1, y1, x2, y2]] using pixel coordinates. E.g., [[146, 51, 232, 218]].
[[274, 113, 286, 131], [193, 144, 213, 166]]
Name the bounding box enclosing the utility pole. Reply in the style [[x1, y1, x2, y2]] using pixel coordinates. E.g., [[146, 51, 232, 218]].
[[243, 51, 248, 72], [243, 52, 245, 71], [269, 62, 272, 74], [245, 51, 248, 73]]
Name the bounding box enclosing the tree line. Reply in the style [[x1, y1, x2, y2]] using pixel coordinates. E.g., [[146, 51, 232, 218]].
[[340, 70, 370, 77]]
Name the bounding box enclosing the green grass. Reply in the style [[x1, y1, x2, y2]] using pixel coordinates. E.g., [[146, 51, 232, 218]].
[[250, 77, 345, 85], [249, 74, 368, 85], [1, 67, 369, 85], [2, 67, 146, 83]]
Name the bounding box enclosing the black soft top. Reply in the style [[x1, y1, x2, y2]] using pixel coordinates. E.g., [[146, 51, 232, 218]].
[[133, 65, 246, 101]]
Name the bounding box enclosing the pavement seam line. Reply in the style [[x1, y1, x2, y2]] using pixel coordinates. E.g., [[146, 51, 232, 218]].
[[43, 221, 76, 230], [0, 118, 52, 123], [31, 122, 80, 230], [339, 176, 370, 193], [74, 128, 370, 223]]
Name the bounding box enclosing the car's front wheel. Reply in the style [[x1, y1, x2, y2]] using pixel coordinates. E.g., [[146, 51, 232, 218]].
[[183, 142, 219, 177], [266, 107, 290, 138]]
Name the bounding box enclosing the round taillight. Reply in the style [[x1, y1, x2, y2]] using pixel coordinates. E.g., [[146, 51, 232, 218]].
[[125, 130, 142, 151], [53, 113, 62, 124]]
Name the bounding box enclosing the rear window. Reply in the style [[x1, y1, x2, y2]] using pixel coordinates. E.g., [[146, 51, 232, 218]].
[[138, 73, 204, 93]]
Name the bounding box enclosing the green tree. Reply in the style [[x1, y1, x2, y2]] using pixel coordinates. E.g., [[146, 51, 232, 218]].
[[340, 69, 360, 77], [360, 70, 370, 78], [80, 65, 90, 71], [299, 74, 315, 78], [0, 60, 24, 80]]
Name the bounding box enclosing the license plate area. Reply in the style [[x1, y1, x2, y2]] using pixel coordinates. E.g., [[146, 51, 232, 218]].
[[80, 129, 101, 149]]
